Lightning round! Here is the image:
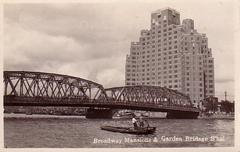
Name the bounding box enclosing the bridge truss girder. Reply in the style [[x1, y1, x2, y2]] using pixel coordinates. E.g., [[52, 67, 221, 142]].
[[105, 85, 193, 107], [4, 71, 107, 102]]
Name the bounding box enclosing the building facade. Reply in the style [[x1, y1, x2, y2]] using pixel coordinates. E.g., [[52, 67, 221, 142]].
[[125, 8, 215, 106]]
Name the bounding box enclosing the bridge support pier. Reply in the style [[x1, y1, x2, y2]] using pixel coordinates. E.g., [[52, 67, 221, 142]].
[[166, 111, 199, 119], [86, 108, 113, 119]]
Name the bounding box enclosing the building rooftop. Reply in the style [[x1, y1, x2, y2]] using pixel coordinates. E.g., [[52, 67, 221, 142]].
[[152, 7, 180, 14]]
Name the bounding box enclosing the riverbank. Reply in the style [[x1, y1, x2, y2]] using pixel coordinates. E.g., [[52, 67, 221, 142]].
[[4, 113, 86, 119], [198, 113, 234, 120]]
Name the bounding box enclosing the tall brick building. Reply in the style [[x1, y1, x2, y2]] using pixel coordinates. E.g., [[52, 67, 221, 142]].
[[125, 8, 215, 106]]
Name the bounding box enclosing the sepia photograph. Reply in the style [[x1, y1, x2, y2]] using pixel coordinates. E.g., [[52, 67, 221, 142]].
[[2, 0, 238, 149]]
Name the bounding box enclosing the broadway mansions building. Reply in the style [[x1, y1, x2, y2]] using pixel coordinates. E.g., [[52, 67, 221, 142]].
[[125, 8, 215, 106]]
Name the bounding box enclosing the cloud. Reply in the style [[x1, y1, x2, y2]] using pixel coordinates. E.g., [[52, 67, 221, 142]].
[[96, 68, 125, 88], [4, 19, 89, 68], [3, 15, 127, 87]]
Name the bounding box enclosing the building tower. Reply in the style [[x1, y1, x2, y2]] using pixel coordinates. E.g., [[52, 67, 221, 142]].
[[125, 8, 215, 106]]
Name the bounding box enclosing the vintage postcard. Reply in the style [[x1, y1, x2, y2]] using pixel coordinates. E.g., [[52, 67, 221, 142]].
[[1, 0, 239, 151]]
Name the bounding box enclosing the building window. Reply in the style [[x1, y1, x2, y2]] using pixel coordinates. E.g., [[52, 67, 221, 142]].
[[209, 85, 213, 88]]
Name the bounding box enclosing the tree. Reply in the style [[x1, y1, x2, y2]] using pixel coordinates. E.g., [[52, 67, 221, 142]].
[[220, 100, 234, 113]]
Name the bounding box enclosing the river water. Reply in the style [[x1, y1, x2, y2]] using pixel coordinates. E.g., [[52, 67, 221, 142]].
[[4, 114, 234, 148]]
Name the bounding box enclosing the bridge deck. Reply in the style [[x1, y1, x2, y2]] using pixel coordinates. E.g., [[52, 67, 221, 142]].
[[4, 96, 200, 113]]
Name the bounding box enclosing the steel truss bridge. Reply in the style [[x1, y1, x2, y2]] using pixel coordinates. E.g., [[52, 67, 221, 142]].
[[3, 71, 200, 119]]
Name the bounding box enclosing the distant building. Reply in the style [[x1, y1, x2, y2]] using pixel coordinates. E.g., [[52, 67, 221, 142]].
[[125, 8, 215, 106]]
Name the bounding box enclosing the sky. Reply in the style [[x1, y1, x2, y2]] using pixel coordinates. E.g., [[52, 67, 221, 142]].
[[3, 0, 237, 101]]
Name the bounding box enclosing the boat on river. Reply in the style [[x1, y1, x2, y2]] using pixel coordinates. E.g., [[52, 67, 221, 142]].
[[100, 126, 156, 135]]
